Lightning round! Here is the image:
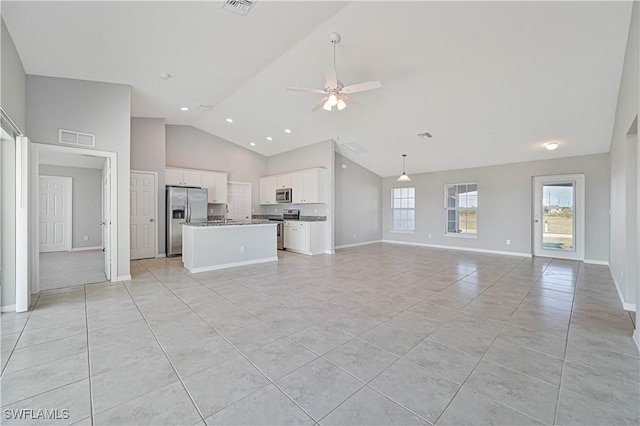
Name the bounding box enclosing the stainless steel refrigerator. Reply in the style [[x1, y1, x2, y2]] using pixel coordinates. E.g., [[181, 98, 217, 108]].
[[166, 186, 208, 257]]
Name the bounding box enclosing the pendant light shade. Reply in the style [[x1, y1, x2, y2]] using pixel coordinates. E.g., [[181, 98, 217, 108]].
[[397, 154, 411, 182]]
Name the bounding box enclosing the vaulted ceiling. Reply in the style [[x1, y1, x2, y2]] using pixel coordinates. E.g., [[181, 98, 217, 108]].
[[3, 1, 633, 176]]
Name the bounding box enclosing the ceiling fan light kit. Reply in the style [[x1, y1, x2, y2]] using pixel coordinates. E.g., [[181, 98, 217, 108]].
[[287, 32, 382, 112], [397, 154, 412, 182]]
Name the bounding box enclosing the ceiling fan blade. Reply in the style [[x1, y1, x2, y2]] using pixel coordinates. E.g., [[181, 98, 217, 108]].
[[286, 87, 327, 94], [311, 96, 329, 112], [325, 68, 338, 90], [341, 81, 382, 94], [340, 94, 362, 108]]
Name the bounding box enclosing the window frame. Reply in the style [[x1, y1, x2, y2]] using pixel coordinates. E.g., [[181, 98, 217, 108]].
[[391, 186, 416, 233], [444, 182, 478, 238]]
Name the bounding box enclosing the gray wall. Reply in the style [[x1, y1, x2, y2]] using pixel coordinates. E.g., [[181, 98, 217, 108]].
[[39, 165, 102, 250], [265, 140, 336, 252], [27, 75, 131, 279], [131, 117, 166, 256], [609, 1, 639, 311], [382, 153, 610, 262], [165, 125, 267, 210], [335, 153, 382, 247], [1, 18, 26, 133]]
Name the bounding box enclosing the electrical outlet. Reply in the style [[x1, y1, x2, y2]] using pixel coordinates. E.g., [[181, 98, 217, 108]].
[[83, 235, 89, 241], [506, 239, 511, 245], [314, 209, 317, 214], [621, 270, 624, 277], [240, 246, 245, 253], [353, 232, 357, 239], [428, 234, 432, 239]]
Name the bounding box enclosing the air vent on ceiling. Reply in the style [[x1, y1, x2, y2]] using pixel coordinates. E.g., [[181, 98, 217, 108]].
[[222, 0, 256, 16], [58, 129, 95, 147], [340, 141, 368, 154]]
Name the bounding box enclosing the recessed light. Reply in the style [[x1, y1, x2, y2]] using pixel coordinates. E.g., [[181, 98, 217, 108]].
[[226, 118, 233, 123], [284, 129, 292, 134], [159, 72, 172, 80], [250, 142, 256, 146], [180, 107, 189, 111], [545, 142, 559, 150], [266, 136, 273, 141]]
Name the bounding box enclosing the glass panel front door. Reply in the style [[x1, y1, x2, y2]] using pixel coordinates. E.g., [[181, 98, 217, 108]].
[[542, 183, 575, 252]]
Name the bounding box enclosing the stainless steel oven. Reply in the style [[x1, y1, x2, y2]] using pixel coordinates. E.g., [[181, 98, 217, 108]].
[[276, 188, 292, 203], [269, 219, 284, 250]]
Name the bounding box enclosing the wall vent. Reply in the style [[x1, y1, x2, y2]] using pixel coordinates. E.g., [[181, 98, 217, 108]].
[[340, 141, 368, 154], [222, 0, 256, 16], [58, 129, 96, 147]]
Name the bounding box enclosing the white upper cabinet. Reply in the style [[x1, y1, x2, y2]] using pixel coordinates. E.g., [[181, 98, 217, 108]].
[[201, 172, 228, 204], [291, 168, 326, 204], [276, 174, 292, 189], [166, 168, 228, 203], [259, 176, 277, 205]]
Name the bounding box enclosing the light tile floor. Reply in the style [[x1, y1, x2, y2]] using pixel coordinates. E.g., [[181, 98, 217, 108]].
[[1, 244, 639, 425], [39, 250, 107, 291]]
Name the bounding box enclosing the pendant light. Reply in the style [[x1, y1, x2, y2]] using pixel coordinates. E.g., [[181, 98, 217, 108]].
[[397, 154, 411, 182]]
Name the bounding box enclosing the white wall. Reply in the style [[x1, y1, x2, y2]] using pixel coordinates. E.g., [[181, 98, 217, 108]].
[[382, 153, 610, 261], [165, 125, 267, 210], [26, 75, 131, 279], [609, 1, 639, 314], [335, 152, 382, 247], [1, 135, 16, 310], [131, 117, 166, 256], [39, 165, 102, 249], [265, 140, 336, 252], [1, 18, 26, 133]]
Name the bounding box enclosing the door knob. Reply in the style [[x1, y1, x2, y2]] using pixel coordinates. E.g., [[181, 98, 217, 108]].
[[534, 220, 539, 223], [150, 218, 154, 222]]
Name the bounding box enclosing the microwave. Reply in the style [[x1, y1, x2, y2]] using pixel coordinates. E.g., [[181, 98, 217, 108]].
[[276, 188, 292, 203]]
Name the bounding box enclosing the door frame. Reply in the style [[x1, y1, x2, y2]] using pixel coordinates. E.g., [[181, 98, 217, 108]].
[[38, 175, 73, 253], [130, 170, 158, 260], [532, 173, 585, 261], [30, 143, 118, 293]]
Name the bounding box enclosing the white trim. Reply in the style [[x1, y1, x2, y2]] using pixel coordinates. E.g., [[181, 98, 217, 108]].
[[38, 175, 73, 253], [15, 136, 30, 312], [610, 265, 637, 312], [443, 233, 478, 239], [1, 304, 17, 313], [71, 246, 102, 252], [583, 259, 609, 266], [130, 170, 158, 261], [335, 240, 383, 249], [31, 143, 118, 284], [116, 275, 132, 281], [156, 253, 166, 258], [185, 256, 278, 273], [324, 249, 336, 255], [382, 239, 532, 257]]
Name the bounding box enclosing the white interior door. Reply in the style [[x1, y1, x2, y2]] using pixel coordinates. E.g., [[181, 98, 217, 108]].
[[130, 171, 156, 260], [39, 176, 72, 253], [533, 174, 585, 260], [102, 158, 111, 280], [227, 182, 252, 221]]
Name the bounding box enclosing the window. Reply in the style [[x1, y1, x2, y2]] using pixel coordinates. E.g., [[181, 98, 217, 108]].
[[445, 183, 477, 235], [391, 187, 415, 232]]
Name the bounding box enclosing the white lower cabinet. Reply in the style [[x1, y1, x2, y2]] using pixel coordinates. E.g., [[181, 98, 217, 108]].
[[283, 221, 325, 255]]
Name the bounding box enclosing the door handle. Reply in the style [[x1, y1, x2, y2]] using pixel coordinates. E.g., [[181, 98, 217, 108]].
[[534, 220, 539, 223], [150, 218, 155, 222], [99, 221, 106, 225]]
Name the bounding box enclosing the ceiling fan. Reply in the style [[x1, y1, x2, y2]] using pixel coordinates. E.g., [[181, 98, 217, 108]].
[[287, 32, 382, 112]]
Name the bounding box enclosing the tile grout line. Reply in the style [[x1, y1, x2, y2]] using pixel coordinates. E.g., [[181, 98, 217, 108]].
[[83, 284, 95, 426], [0, 292, 40, 377], [120, 262, 209, 425]]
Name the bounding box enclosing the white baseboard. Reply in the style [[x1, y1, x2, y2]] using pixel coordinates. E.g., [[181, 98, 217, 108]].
[[115, 275, 132, 282], [382, 239, 532, 258], [324, 250, 336, 255], [186, 256, 278, 273], [610, 266, 636, 312], [335, 240, 383, 250], [1, 304, 16, 313], [156, 253, 166, 258], [71, 246, 102, 252], [584, 259, 609, 266]]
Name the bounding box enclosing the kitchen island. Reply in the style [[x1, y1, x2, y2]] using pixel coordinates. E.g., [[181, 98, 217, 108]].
[[182, 221, 278, 273]]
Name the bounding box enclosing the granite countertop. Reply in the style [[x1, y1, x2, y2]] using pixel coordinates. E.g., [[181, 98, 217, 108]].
[[183, 220, 275, 227], [252, 215, 327, 222]]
